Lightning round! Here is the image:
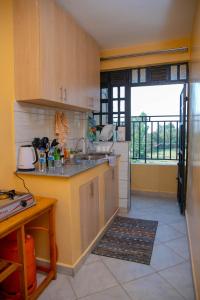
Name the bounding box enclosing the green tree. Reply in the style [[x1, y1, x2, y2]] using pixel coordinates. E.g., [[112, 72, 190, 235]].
[[131, 112, 148, 159]]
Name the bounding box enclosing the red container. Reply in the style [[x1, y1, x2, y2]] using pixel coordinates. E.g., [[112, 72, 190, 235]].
[[0, 234, 37, 299]]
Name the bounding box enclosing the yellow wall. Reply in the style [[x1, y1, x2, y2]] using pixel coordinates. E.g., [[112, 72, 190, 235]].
[[100, 38, 191, 71], [0, 0, 16, 188], [186, 0, 200, 299], [131, 164, 177, 196]]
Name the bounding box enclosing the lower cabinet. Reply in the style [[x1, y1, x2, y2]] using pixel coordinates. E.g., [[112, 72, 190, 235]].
[[79, 177, 99, 252], [104, 166, 119, 223]]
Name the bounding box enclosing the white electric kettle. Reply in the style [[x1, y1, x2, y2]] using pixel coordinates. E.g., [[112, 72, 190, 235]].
[[17, 145, 38, 171]]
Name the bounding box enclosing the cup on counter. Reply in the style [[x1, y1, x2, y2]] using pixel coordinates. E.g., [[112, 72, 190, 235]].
[[54, 160, 62, 168]]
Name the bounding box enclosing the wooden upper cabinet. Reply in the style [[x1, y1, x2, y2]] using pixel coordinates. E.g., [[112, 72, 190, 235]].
[[13, 0, 100, 111], [86, 35, 100, 111], [13, 0, 58, 102]]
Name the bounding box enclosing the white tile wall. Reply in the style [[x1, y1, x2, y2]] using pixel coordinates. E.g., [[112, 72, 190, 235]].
[[14, 102, 87, 159], [94, 142, 131, 210]]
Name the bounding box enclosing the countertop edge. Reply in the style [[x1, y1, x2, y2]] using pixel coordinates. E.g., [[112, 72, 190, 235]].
[[15, 156, 120, 178]]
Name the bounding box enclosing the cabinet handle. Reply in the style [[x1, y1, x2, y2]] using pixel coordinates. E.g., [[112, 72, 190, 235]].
[[112, 168, 115, 180], [64, 88, 67, 103], [60, 87, 63, 101], [90, 182, 94, 197]]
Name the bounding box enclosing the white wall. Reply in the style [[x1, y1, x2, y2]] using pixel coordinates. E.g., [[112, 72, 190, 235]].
[[14, 102, 87, 160]]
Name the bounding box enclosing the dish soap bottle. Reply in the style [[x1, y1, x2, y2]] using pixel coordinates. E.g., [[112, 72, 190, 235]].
[[48, 147, 55, 170], [38, 148, 46, 172]]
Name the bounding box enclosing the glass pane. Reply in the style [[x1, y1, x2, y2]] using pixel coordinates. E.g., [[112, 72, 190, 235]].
[[101, 88, 108, 99], [120, 86, 125, 98], [102, 103, 108, 113], [113, 114, 118, 125], [120, 100, 125, 112], [102, 114, 108, 125], [120, 114, 125, 125], [140, 68, 146, 83], [132, 69, 138, 83], [94, 115, 100, 125], [171, 65, 178, 80], [180, 64, 187, 80], [113, 100, 118, 112], [113, 87, 118, 99]]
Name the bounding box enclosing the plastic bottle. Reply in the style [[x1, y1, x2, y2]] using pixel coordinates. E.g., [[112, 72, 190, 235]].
[[48, 147, 55, 170], [38, 148, 46, 172], [53, 147, 61, 168]]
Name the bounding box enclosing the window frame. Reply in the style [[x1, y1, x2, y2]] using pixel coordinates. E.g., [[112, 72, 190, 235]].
[[94, 63, 189, 142]]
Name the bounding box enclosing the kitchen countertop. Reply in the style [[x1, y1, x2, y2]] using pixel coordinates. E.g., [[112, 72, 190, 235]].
[[16, 156, 119, 178]]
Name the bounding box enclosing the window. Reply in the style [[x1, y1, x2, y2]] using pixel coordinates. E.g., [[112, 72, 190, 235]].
[[131, 63, 188, 86], [111, 86, 126, 126], [94, 70, 131, 140], [94, 63, 188, 142]]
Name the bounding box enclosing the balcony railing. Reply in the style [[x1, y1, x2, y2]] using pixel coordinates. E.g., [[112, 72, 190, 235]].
[[131, 115, 180, 163]]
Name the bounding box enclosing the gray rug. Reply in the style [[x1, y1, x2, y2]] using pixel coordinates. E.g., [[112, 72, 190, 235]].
[[92, 216, 158, 265]]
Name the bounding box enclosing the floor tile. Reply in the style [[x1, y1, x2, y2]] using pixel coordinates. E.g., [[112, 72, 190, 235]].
[[155, 212, 185, 225], [38, 273, 76, 300], [131, 199, 156, 210], [165, 236, 190, 259], [123, 273, 184, 300], [155, 224, 184, 243], [170, 220, 187, 235], [159, 262, 195, 300], [102, 256, 154, 283], [150, 244, 185, 271], [80, 286, 130, 300], [84, 254, 102, 265], [69, 261, 117, 298]]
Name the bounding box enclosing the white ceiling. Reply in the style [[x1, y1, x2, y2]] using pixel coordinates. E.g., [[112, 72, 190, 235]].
[[58, 0, 196, 49]]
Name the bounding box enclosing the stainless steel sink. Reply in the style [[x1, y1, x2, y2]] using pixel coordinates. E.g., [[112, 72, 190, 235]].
[[74, 153, 106, 161]]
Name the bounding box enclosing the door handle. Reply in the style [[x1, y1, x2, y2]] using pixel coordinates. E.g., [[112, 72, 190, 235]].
[[64, 88, 67, 103], [112, 168, 115, 180], [90, 182, 94, 197], [60, 87, 63, 101]]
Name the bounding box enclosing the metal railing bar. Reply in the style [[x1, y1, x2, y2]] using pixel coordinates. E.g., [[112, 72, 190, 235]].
[[145, 121, 147, 163], [176, 121, 178, 160], [151, 122, 153, 159], [170, 122, 172, 159], [157, 122, 159, 160], [131, 158, 178, 161], [132, 122, 135, 159], [139, 122, 141, 159], [163, 121, 166, 159]]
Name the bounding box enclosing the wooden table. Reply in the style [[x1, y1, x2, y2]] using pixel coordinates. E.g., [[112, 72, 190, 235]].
[[0, 196, 57, 299]]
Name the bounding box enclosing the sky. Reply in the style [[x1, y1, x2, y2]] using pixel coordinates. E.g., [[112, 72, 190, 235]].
[[131, 84, 184, 116]]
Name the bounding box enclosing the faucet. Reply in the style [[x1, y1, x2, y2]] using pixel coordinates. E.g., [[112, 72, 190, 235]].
[[75, 137, 88, 154]]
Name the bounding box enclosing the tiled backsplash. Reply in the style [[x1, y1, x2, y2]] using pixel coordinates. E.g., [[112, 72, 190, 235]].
[[14, 102, 87, 159]]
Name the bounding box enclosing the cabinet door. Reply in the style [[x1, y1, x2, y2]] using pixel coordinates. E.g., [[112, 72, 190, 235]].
[[113, 165, 119, 212], [62, 12, 76, 105], [104, 166, 118, 223], [13, 0, 40, 100], [14, 0, 58, 102], [79, 177, 99, 252], [86, 36, 100, 111], [39, 0, 57, 101], [91, 39, 100, 112], [55, 4, 66, 103]]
